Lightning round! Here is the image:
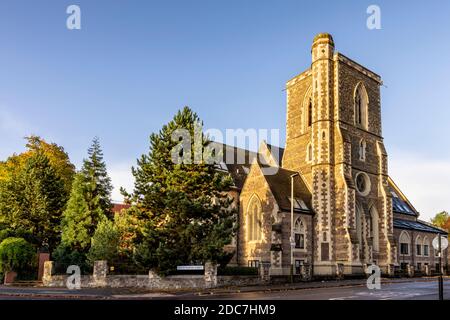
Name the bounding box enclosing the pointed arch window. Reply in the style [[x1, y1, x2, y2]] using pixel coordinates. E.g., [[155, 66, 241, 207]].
[[247, 196, 262, 241], [354, 83, 368, 129], [303, 89, 313, 132], [307, 96, 312, 127], [294, 217, 306, 249], [370, 206, 379, 252], [355, 205, 363, 244], [306, 143, 313, 162], [400, 231, 410, 255], [423, 237, 430, 256], [416, 235, 422, 256], [359, 139, 366, 161]]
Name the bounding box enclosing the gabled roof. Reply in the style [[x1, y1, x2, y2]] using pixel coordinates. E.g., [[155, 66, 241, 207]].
[[393, 218, 447, 235], [262, 167, 312, 213], [265, 143, 284, 167], [208, 142, 311, 213], [209, 142, 258, 190], [210, 141, 288, 190], [388, 177, 418, 217]]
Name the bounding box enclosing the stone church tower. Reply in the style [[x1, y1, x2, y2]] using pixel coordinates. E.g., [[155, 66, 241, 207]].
[[223, 33, 446, 277], [282, 33, 396, 274]]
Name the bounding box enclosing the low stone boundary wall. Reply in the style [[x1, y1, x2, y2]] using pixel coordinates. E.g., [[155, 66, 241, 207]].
[[42, 260, 267, 289], [217, 275, 261, 287]]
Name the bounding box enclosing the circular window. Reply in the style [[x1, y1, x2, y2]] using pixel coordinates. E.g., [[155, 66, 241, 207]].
[[355, 172, 371, 196]]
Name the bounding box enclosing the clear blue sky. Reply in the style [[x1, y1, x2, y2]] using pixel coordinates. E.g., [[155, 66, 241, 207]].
[[0, 0, 449, 220]]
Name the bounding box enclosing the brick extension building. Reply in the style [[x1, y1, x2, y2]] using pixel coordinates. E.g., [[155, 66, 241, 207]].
[[215, 33, 447, 277]]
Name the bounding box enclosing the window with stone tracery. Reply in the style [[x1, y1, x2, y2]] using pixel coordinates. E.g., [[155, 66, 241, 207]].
[[306, 143, 313, 162], [247, 196, 262, 241], [294, 217, 306, 249], [307, 96, 312, 127], [355, 83, 368, 130], [359, 139, 366, 161], [400, 231, 410, 255]]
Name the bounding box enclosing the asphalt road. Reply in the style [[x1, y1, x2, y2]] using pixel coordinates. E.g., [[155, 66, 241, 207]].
[[1, 279, 449, 300], [176, 280, 450, 300]]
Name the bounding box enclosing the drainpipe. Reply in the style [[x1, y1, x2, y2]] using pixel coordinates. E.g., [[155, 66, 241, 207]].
[[311, 208, 316, 279], [236, 199, 240, 266], [290, 173, 299, 282]]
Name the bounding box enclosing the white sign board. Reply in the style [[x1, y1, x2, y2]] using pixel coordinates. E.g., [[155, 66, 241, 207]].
[[432, 235, 449, 251], [176, 265, 204, 271]]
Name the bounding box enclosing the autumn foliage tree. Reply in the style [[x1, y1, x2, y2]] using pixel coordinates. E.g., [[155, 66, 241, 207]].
[[0, 152, 68, 250], [0, 137, 74, 251], [431, 211, 450, 232], [0, 136, 75, 194]]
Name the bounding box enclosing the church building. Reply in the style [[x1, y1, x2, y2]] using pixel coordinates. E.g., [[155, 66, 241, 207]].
[[218, 33, 447, 277]]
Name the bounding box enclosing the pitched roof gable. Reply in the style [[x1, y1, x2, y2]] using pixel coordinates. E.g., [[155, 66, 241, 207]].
[[262, 166, 312, 213]]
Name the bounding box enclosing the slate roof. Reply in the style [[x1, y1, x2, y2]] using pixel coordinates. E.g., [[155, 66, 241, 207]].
[[208, 142, 312, 213], [393, 218, 447, 235], [209, 142, 258, 190], [392, 196, 416, 216], [388, 179, 418, 217], [263, 167, 312, 213]]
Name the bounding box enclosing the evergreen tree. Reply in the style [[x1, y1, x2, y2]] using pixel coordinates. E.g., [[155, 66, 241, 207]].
[[81, 137, 113, 216], [123, 107, 236, 274], [59, 173, 105, 252], [0, 153, 67, 250], [56, 138, 113, 263], [86, 218, 120, 265]]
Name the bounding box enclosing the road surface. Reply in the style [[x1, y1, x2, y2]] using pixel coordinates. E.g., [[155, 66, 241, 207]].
[[0, 278, 449, 300]]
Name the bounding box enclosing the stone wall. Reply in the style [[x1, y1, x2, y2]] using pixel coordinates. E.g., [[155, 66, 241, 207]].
[[42, 261, 266, 289], [283, 70, 313, 184]]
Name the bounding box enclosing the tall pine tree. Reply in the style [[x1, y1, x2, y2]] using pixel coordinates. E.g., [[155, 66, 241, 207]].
[[57, 137, 113, 259], [123, 107, 236, 274], [81, 137, 113, 216]]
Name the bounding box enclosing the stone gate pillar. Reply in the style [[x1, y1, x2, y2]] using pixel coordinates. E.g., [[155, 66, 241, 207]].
[[93, 261, 108, 287], [38, 253, 50, 281], [42, 261, 54, 286], [407, 264, 414, 277], [387, 264, 395, 277], [336, 263, 344, 280], [259, 261, 271, 283], [425, 264, 430, 276], [204, 262, 217, 288]]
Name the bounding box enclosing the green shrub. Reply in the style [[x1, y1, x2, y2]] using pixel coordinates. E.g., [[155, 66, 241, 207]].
[[217, 266, 259, 276], [0, 229, 12, 244], [86, 219, 119, 265], [52, 244, 91, 274], [0, 237, 36, 274]]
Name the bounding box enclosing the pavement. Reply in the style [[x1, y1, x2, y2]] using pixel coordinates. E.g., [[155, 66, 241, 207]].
[[1, 277, 449, 300]]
